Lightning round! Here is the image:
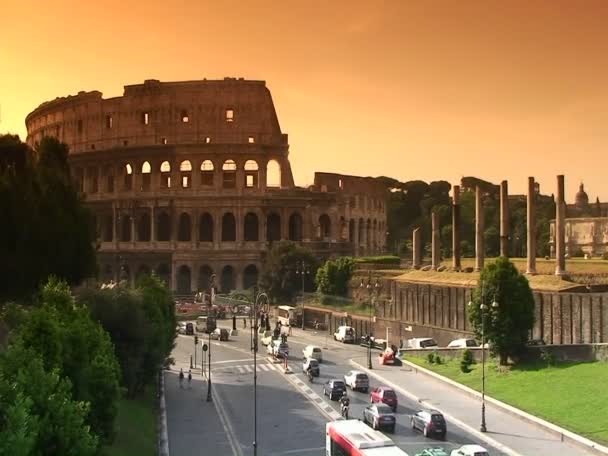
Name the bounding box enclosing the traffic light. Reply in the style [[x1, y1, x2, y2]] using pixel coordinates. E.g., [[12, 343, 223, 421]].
[[194, 335, 199, 345]]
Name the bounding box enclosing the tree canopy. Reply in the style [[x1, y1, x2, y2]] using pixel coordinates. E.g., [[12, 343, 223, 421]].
[[316, 257, 356, 296]]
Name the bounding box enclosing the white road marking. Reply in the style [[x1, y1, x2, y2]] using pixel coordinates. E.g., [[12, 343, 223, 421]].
[[237, 366, 246, 374], [214, 358, 254, 365], [211, 377, 244, 456], [244, 365, 253, 373]]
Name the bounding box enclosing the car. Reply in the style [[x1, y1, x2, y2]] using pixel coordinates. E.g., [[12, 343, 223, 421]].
[[450, 444, 489, 456], [267, 339, 289, 358], [362, 403, 396, 432], [360, 335, 388, 350], [411, 409, 447, 439], [370, 386, 398, 411], [344, 370, 369, 393], [302, 345, 323, 362], [527, 338, 546, 346], [334, 325, 356, 343], [302, 357, 320, 376], [447, 338, 478, 348], [323, 379, 346, 401], [185, 322, 194, 335], [407, 338, 438, 349], [177, 322, 187, 334], [211, 328, 229, 341]]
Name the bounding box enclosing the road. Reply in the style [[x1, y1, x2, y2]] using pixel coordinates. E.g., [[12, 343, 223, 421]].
[[166, 321, 508, 455]]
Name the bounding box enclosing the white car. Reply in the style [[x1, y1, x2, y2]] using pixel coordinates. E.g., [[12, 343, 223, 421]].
[[450, 444, 489, 456], [447, 338, 478, 348], [406, 337, 438, 349], [267, 339, 289, 358], [343, 370, 369, 393], [302, 345, 323, 362], [334, 325, 356, 343]]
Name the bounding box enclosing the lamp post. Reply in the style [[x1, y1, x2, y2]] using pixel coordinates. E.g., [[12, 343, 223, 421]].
[[360, 277, 381, 370], [468, 280, 498, 433], [252, 291, 268, 456], [296, 261, 309, 330]]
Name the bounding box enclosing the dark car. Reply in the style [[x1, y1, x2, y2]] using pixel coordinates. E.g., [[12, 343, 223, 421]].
[[362, 403, 396, 432], [323, 379, 346, 401], [302, 358, 320, 377], [411, 409, 446, 439], [211, 328, 229, 341], [370, 386, 398, 412], [185, 322, 194, 335]]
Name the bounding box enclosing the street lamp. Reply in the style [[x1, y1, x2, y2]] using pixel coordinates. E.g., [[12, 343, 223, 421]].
[[468, 281, 499, 433], [360, 277, 381, 370], [296, 261, 310, 330], [252, 291, 269, 456]]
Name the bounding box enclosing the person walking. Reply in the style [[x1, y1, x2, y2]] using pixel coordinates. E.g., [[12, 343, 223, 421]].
[[288, 325, 293, 336], [179, 368, 184, 389], [243, 318, 247, 328], [187, 369, 192, 389]]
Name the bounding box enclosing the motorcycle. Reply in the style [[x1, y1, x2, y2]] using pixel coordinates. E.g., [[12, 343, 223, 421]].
[[307, 369, 314, 383], [341, 403, 349, 419]]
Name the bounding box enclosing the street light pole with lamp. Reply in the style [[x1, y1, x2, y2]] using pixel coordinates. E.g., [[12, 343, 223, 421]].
[[251, 291, 269, 456], [296, 261, 310, 330], [468, 279, 498, 433], [360, 277, 381, 370]]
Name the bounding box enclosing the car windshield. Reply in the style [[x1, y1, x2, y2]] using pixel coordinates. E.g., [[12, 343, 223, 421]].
[[474, 453, 489, 456], [466, 339, 477, 347], [313, 348, 321, 352], [420, 339, 438, 348], [383, 390, 396, 397], [431, 414, 445, 423], [376, 404, 392, 414], [308, 359, 318, 366], [345, 328, 354, 335], [356, 374, 368, 380], [333, 381, 345, 388]]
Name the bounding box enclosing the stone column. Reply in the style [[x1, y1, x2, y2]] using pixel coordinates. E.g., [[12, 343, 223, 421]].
[[412, 227, 421, 269], [526, 177, 537, 274], [475, 186, 484, 272], [452, 185, 461, 270], [500, 180, 509, 257], [555, 175, 566, 276], [431, 211, 440, 270]]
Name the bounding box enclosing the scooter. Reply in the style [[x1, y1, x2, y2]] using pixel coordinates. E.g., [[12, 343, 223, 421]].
[[341, 403, 349, 419], [307, 369, 314, 383]]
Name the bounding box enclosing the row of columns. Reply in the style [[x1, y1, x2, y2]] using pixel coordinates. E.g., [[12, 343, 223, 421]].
[[412, 175, 568, 276]]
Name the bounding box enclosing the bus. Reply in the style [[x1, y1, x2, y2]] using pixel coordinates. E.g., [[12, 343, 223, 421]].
[[196, 315, 217, 333], [277, 305, 297, 326], [326, 420, 409, 456]]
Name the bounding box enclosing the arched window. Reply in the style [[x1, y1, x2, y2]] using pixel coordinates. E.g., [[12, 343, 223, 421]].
[[244, 212, 259, 241], [266, 213, 281, 242], [177, 265, 191, 294], [319, 214, 331, 240], [340, 216, 348, 240], [220, 265, 235, 293], [222, 213, 236, 241], [200, 160, 214, 186], [141, 161, 151, 191], [178, 213, 192, 241], [222, 159, 237, 189], [180, 160, 192, 188], [349, 219, 355, 242], [103, 165, 114, 193], [244, 160, 259, 188], [157, 212, 171, 241], [138, 213, 151, 241], [266, 159, 281, 188], [87, 167, 98, 193], [289, 213, 303, 241], [121, 215, 132, 242], [198, 265, 213, 291], [160, 161, 171, 188], [199, 213, 213, 242], [156, 263, 171, 286], [358, 218, 365, 245], [124, 163, 133, 190], [243, 264, 259, 290]]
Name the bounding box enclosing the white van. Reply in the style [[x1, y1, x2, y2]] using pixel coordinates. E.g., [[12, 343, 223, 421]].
[[334, 326, 356, 343], [407, 337, 438, 349]]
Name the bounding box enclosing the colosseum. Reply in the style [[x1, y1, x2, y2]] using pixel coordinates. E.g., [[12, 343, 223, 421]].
[[25, 78, 387, 294]]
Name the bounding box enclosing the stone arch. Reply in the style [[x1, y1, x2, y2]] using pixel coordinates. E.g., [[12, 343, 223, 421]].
[[222, 159, 237, 189], [124, 163, 133, 190], [120, 214, 132, 241], [289, 212, 303, 241], [319, 214, 331, 240], [349, 219, 355, 242], [156, 263, 171, 286], [136, 264, 151, 281], [177, 265, 191, 294], [178, 213, 192, 241], [199, 212, 213, 242], [160, 161, 171, 188], [266, 212, 281, 242], [141, 161, 151, 191], [200, 160, 214, 186], [222, 212, 236, 242], [102, 214, 113, 242], [244, 212, 259, 241], [157, 211, 171, 241], [266, 159, 281, 188], [87, 166, 98, 193], [243, 264, 259, 290], [180, 160, 192, 188], [102, 165, 115, 193], [244, 160, 259, 188], [220, 265, 235, 293], [198, 265, 213, 292], [340, 216, 348, 240], [138, 213, 151, 241]]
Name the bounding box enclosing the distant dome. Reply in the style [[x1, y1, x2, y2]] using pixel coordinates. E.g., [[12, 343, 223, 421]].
[[575, 183, 589, 207]]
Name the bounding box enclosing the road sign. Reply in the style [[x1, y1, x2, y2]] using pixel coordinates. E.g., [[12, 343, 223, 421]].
[[202, 343, 208, 352]]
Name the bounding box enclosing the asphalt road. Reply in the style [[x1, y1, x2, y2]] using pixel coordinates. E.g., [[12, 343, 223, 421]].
[[169, 321, 507, 456]]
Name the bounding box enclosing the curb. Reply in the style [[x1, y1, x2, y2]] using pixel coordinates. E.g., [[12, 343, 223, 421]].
[[349, 359, 522, 456], [158, 370, 170, 456], [399, 358, 608, 456]]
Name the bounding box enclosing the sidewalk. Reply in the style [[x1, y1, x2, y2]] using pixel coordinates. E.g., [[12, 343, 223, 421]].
[[351, 355, 593, 456]]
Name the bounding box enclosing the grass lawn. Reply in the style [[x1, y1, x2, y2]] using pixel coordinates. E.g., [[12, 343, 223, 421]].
[[102, 387, 158, 456], [406, 356, 608, 444]]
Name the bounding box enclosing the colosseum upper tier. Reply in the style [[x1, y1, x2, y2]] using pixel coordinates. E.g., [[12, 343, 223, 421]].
[[25, 78, 387, 294]]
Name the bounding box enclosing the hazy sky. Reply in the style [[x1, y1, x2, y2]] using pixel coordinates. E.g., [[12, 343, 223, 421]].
[[1, 0, 607, 200]]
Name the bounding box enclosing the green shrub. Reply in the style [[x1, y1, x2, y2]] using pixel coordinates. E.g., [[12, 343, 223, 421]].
[[540, 347, 556, 367], [434, 355, 443, 365], [460, 349, 474, 373], [427, 352, 436, 364]]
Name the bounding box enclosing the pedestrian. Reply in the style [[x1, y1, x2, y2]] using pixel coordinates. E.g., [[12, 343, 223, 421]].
[[179, 368, 184, 389], [288, 325, 292, 336], [187, 369, 192, 388], [243, 318, 247, 328]]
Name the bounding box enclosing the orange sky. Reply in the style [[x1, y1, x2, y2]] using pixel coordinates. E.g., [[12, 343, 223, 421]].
[[1, 0, 607, 200]]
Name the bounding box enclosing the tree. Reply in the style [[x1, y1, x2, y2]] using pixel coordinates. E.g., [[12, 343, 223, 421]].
[[316, 257, 356, 296], [259, 241, 319, 302], [468, 257, 535, 364]]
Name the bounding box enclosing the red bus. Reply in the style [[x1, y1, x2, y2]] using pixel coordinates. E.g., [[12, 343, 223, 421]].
[[326, 420, 410, 456]]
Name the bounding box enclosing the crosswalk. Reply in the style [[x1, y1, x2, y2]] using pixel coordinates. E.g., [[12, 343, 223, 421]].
[[213, 362, 279, 374]]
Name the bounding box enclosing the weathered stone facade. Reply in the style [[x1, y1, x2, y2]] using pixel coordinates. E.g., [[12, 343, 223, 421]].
[[25, 78, 387, 293], [550, 218, 608, 257]]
